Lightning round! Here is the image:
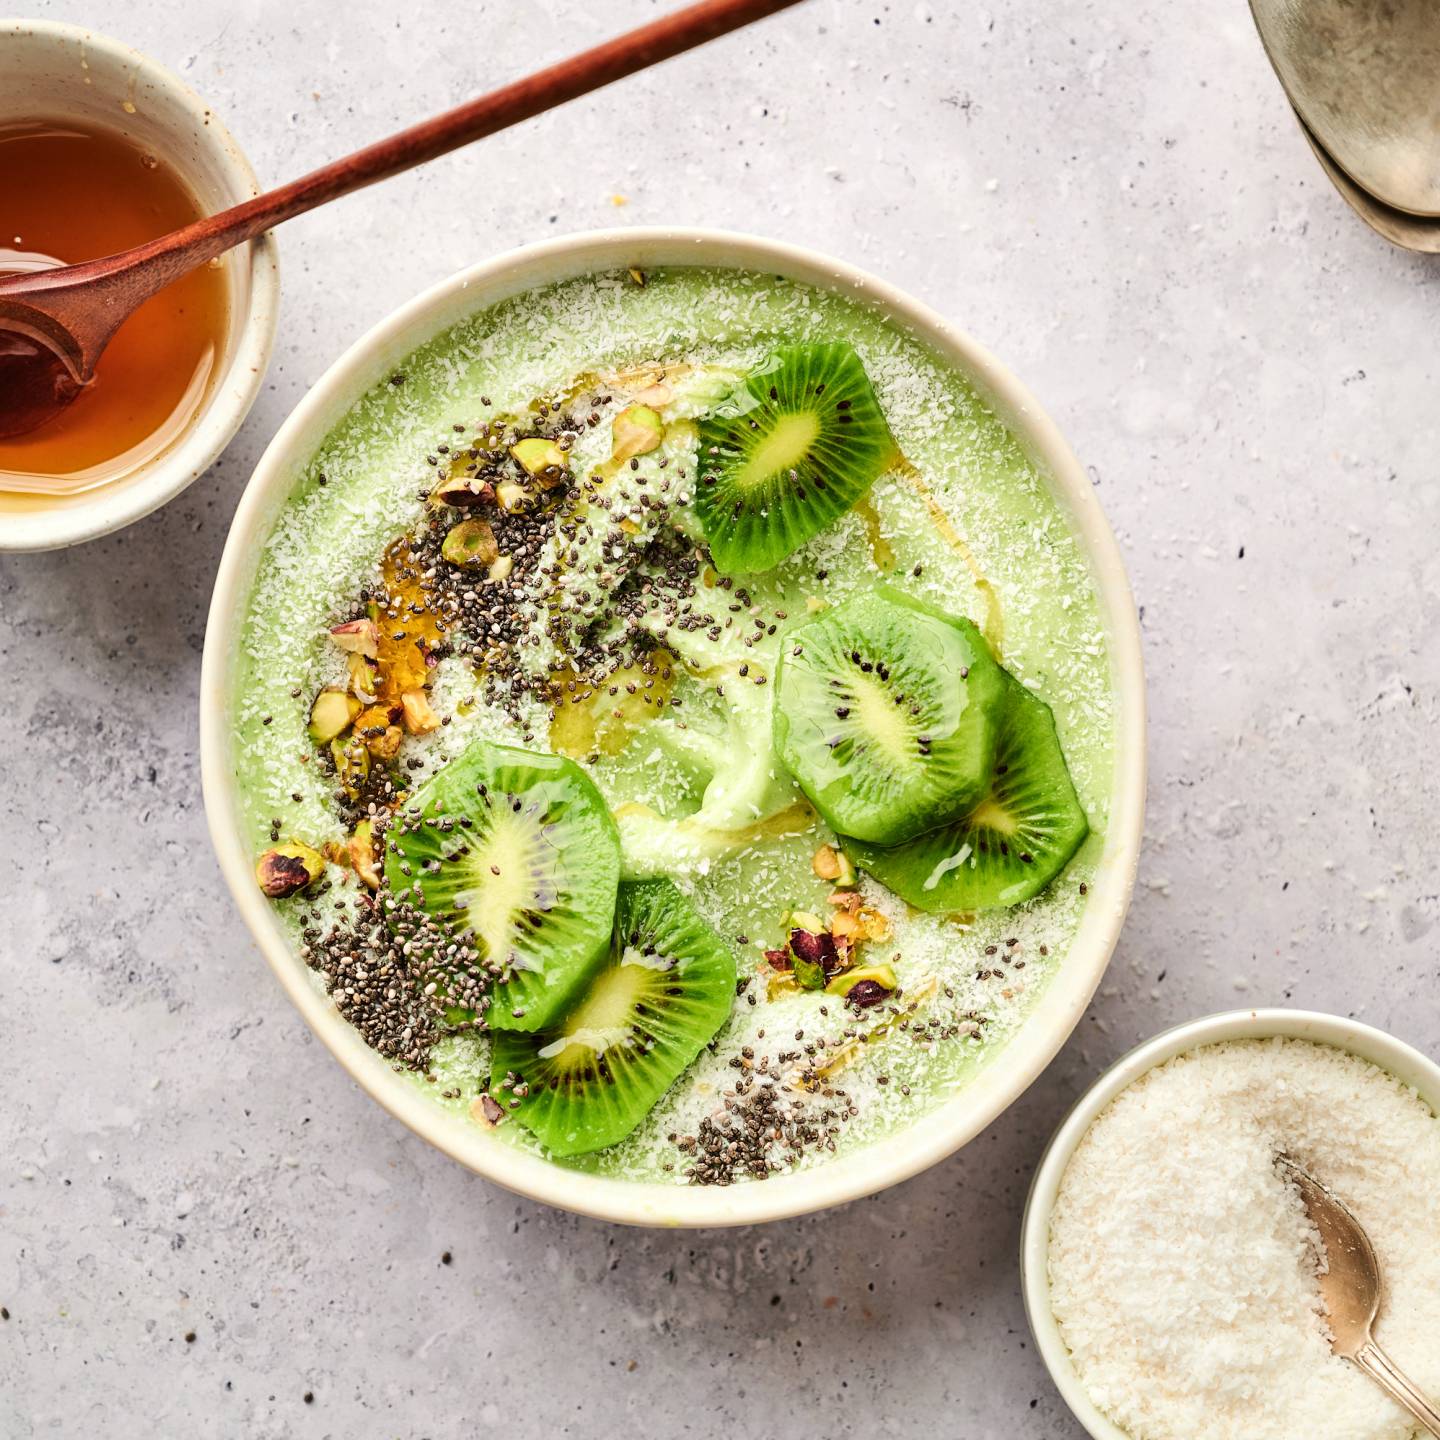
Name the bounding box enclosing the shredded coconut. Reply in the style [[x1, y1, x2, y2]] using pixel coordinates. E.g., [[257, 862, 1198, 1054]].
[[1048, 1037, 1440, 1440]]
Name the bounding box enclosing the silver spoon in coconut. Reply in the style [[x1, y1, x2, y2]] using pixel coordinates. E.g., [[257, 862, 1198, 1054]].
[[1279, 1156, 1440, 1435]]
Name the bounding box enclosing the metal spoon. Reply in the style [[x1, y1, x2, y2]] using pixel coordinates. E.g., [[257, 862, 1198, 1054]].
[[0, 0, 804, 441], [1293, 109, 1440, 253], [1279, 1156, 1440, 1435], [1250, 0, 1440, 217]]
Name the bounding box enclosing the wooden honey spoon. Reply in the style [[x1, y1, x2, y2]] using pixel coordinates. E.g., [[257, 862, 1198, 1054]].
[[0, 0, 803, 440]]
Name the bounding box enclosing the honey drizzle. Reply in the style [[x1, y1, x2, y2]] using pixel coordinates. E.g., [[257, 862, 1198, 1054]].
[[892, 458, 1005, 658], [853, 495, 898, 573], [795, 975, 942, 1088]]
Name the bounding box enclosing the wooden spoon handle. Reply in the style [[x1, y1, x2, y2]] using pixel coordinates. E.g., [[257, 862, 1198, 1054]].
[[6, 0, 803, 309]]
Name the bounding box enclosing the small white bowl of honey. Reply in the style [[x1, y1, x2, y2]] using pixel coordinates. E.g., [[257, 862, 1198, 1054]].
[[0, 20, 279, 551]]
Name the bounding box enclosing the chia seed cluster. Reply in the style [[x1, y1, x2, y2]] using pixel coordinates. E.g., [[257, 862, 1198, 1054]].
[[296, 879, 488, 1075], [673, 1034, 858, 1185]]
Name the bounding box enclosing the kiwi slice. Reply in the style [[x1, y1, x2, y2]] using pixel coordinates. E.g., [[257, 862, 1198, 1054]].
[[693, 341, 898, 574], [383, 741, 621, 1032], [848, 670, 1089, 910], [489, 879, 736, 1157], [773, 586, 1008, 846]]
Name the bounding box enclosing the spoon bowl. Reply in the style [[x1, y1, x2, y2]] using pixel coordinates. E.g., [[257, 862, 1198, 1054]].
[[1252, 0, 1440, 217], [0, 245, 91, 435], [0, 329, 84, 440], [1295, 108, 1440, 254], [1279, 1156, 1440, 1434]]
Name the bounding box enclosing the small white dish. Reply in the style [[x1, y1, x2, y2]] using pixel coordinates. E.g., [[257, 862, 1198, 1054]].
[[202, 226, 1146, 1227], [0, 20, 279, 552], [1020, 1007, 1440, 1440]]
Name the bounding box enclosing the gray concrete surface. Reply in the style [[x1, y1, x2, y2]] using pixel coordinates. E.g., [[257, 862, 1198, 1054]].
[[4, 1, 1439, 1435]]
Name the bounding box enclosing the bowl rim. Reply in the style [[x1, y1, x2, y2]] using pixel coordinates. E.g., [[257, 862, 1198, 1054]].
[[1018, 1006, 1440, 1440], [200, 225, 1147, 1227], [0, 18, 280, 553]]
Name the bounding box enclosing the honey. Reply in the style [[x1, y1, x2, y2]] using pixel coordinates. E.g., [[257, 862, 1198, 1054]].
[[0, 118, 229, 510]]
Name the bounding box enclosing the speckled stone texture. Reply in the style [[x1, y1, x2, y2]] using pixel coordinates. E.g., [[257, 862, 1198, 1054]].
[[3, 1, 1438, 1435]]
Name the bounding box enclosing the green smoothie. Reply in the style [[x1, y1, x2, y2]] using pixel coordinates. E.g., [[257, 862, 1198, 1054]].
[[230, 265, 1116, 1185]]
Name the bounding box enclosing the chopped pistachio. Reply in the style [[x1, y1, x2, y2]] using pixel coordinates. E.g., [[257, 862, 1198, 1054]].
[[331, 735, 369, 797], [792, 956, 827, 992], [766, 969, 800, 1002], [348, 819, 380, 889], [487, 554, 514, 582], [510, 437, 568, 484], [308, 688, 361, 744], [788, 910, 825, 934], [610, 404, 663, 462], [825, 963, 898, 999], [328, 618, 379, 659], [441, 518, 499, 568], [495, 480, 529, 513], [470, 1093, 506, 1128], [346, 652, 379, 702], [365, 723, 404, 761], [255, 842, 325, 899], [632, 382, 673, 408], [431, 474, 496, 508], [400, 689, 440, 735], [790, 926, 838, 969], [812, 844, 842, 882]]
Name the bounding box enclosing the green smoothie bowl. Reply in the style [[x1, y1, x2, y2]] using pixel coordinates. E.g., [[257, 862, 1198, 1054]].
[[200, 229, 1145, 1226]]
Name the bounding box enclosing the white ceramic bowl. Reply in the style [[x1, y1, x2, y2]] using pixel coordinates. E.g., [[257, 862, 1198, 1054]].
[[201, 227, 1146, 1226], [0, 20, 279, 552], [1020, 1007, 1440, 1439]]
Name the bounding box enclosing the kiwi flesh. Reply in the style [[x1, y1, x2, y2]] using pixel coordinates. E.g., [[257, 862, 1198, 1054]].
[[490, 879, 736, 1157], [847, 669, 1089, 910], [773, 586, 1008, 846], [384, 741, 621, 1032], [693, 341, 898, 574]]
